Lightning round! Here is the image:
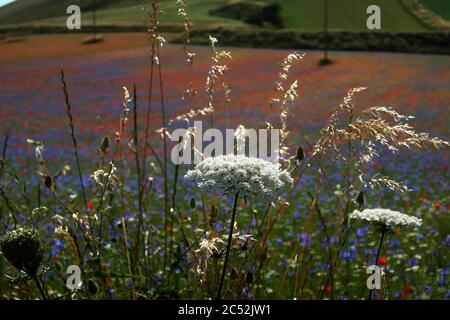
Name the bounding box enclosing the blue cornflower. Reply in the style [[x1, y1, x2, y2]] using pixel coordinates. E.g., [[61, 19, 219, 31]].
[[390, 240, 401, 247], [214, 222, 223, 231], [416, 234, 425, 241], [356, 227, 368, 238], [424, 285, 433, 295], [298, 233, 311, 249], [408, 259, 419, 266], [342, 251, 351, 262]]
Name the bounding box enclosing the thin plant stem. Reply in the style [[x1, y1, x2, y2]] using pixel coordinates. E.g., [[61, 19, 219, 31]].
[[156, 43, 170, 272], [121, 217, 136, 299], [216, 192, 239, 300], [0, 133, 9, 180], [308, 192, 333, 299], [369, 227, 386, 300], [60, 70, 88, 210], [169, 162, 179, 263], [32, 274, 48, 300], [132, 84, 145, 290], [140, 0, 158, 204]]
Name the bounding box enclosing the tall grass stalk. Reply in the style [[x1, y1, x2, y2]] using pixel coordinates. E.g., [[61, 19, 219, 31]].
[[60, 70, 88, 210], [156, 43, 170, 272], [132, 84, 144, 294]]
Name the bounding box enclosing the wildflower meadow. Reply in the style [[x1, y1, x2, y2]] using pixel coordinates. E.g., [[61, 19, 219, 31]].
[[0, 0, 449, 304]]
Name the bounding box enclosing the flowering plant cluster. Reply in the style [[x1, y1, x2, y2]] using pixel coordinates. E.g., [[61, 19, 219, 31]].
[[185, 155, 293, 201]]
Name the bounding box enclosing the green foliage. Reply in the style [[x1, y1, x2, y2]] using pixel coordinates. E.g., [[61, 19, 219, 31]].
[[184, 28, 450, 55]]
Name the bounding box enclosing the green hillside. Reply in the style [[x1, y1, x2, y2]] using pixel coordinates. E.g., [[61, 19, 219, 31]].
[[0, 0, 138, 25], [0, 0, 431, 31], [419, 0, 450, 20], [0, 0, 241, 26]]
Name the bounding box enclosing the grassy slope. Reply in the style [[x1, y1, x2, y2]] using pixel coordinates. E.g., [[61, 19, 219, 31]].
[[419, 0, 450, 20], [0, 0, 139, 25], [0, 0, 240, 26], [259, 0, 426, 31], [0, 0, 427, 31]]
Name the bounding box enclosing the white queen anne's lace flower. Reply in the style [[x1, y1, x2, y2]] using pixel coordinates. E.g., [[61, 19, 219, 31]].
[[185, 155, 293, 200], [350, 208, 422, 230]]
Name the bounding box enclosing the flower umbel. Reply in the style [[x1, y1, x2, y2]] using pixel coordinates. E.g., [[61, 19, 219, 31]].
[[350, 208, 422, 230], [0, 227, 43, 275], [185, 155, 293, 201]]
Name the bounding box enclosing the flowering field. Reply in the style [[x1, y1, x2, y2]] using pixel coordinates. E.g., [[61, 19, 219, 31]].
[[0, 30, 449, 301]]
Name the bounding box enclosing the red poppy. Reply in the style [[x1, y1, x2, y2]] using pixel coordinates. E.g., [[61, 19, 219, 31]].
[[87, 202, 94, 210], [418, 197, 425, 203], [434, 203, 441, 210], [325, 286, 333, 295], [402, 284, 415, 299], [378, 257, 388, 266], [373, 162, 382, 171]]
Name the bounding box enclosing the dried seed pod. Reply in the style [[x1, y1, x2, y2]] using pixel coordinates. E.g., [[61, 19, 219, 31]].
[[296, 146, 304, 162], [100, 135, 110, 153], [245, 271, 254, 285], [356, 191, 365, 207], [87, 279, 99, 295], [189, 197, 196, 209], [44, 176, 52, 189]]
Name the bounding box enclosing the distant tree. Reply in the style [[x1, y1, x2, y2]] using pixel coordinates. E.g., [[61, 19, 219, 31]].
[[92, 0, 97, 38], [324, 0, 328, 60], [244, 10, 263, 26], [262, 4, 284, 28], [320, 0, 332, 65]]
